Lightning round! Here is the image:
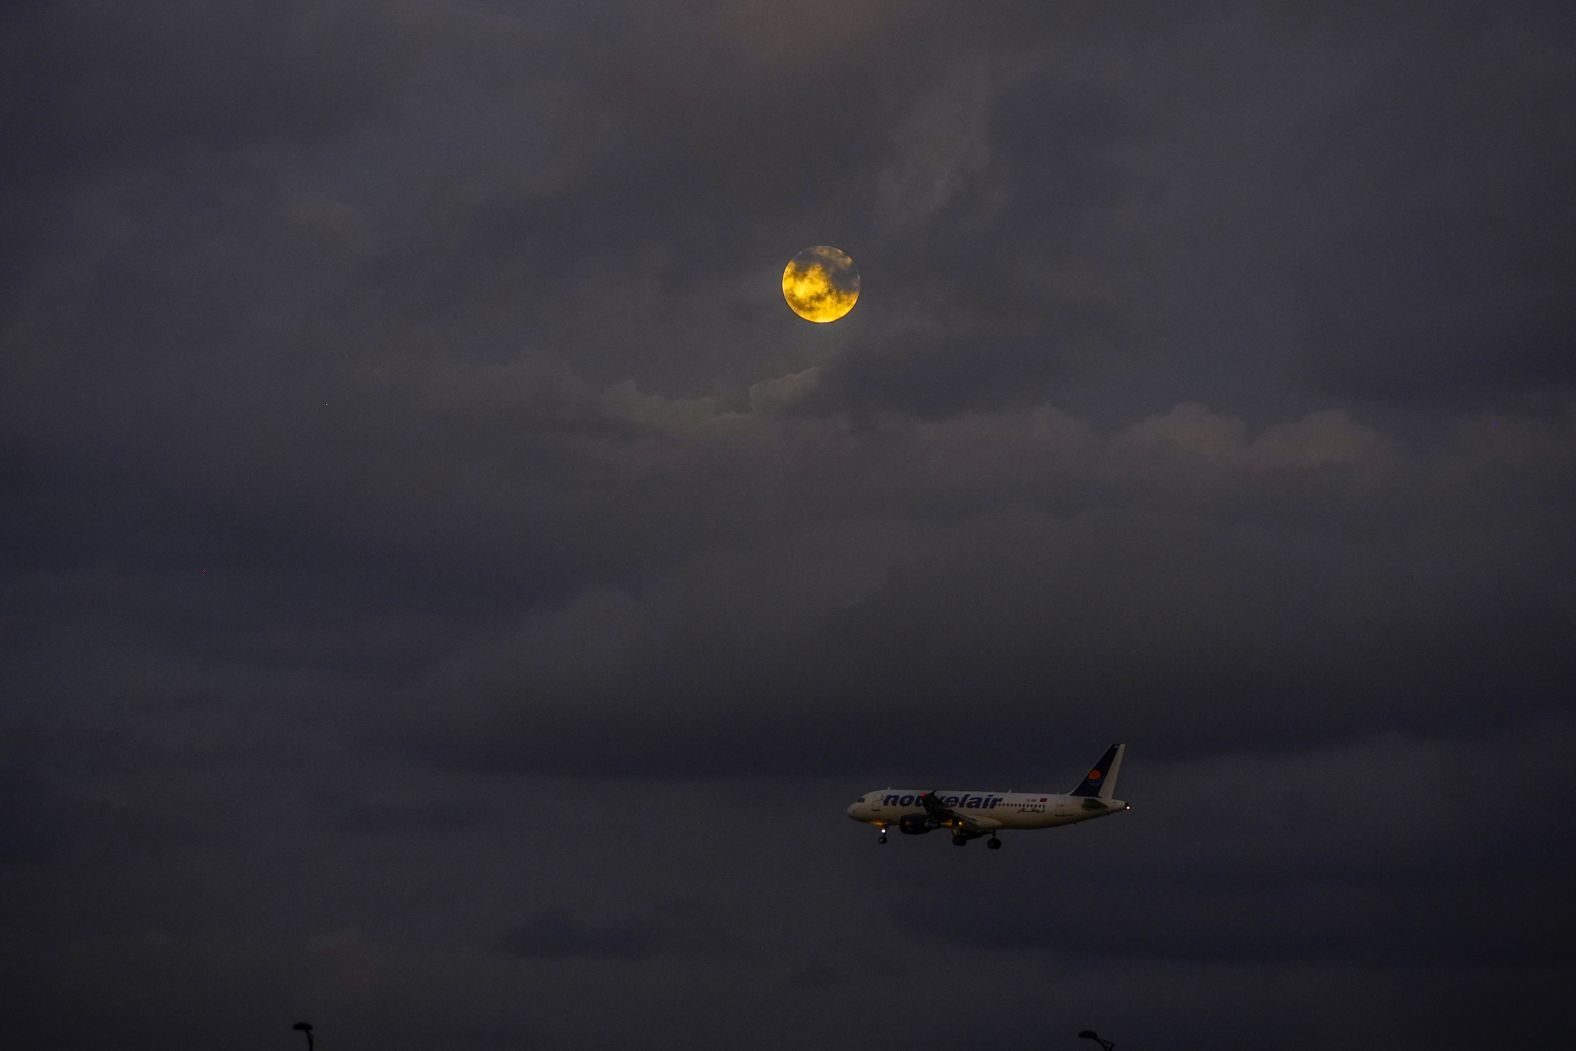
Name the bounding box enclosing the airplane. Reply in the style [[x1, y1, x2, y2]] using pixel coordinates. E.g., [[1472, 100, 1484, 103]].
[[845, 743, 1129, 849]]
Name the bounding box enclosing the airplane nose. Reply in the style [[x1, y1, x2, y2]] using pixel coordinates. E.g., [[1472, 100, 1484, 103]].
[[846, 804, 860, 820]]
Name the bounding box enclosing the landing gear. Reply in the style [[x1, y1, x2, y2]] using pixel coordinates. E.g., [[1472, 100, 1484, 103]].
[[952, 833, 968, 846], [987, 836, 1002, 850], [878, 831, 888, 845]]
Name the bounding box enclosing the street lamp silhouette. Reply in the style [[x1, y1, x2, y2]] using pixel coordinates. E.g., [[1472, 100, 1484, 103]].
[[1078, 1030, 1114, 1051], [292, 1022, 315, 1050]]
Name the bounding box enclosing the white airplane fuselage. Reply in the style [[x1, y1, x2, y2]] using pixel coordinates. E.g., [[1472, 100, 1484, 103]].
[[846, 788, 1127, 831]]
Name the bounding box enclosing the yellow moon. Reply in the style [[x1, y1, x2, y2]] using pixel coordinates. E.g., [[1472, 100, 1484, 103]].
[[782, 245, 859, 323]]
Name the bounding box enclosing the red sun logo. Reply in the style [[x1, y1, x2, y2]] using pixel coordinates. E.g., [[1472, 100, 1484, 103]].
[[1087, 769, 1102, 780]]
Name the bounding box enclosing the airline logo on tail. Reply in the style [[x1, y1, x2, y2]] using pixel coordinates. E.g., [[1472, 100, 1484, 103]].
[[1070, 743, 1124, 799]]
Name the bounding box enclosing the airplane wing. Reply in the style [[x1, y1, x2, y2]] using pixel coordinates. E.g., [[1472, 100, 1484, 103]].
[[918, 791, 1002, 833]]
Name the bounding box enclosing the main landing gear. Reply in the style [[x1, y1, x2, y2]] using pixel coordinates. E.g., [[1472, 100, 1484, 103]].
[[953, 833, 1003, 848]]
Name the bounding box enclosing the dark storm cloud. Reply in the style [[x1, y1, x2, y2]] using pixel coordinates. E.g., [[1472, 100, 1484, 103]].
[[1295, 7, 1576, 401], [906, 877, 1571, 968], [0, 769, 63, 865], [498, 911, 669, 961], [395, 400, 1574, 781], [804, 42, 1141, 418], [0, 1, 413, 278], [1, 2, 409, 171], [498, 900, 731, 962], [854, 722, 1576, 1050], [798, 2, 1576, 421]]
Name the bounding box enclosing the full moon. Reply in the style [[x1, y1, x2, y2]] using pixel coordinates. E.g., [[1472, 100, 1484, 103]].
[[782, 245, 859, 323]]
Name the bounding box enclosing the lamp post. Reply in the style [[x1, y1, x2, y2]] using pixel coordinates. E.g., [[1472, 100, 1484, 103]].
[[1078, 1030, 1114, 1051], [292, 1022, 315, 1050]]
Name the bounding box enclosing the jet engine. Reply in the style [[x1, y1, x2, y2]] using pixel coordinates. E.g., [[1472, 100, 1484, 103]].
[[897, 814, 935, 835]]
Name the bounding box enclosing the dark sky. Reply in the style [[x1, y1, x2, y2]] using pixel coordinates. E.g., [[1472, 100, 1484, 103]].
[[3, 2, 1574, 1048]]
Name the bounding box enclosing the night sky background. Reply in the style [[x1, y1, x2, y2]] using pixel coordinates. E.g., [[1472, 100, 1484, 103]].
[[4, 2, 1575, 1048]]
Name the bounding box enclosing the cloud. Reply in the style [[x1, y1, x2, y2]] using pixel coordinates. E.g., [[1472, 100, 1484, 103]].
[[3, 4, 1574, 1048], [748, 365, 824, 414], [388, 391, 1571, 782], [877, 60, 996, 232], [1287, 8, 1576, 402], [497, 902, 732, 962], [498, 911, 668, 962], [1108, 403, 1389, 479], [894, 722, 1576, 969], [0, 1, 414, 181], [0, 770, 63, 865]]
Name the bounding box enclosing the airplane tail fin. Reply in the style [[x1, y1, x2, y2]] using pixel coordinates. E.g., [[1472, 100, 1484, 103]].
[[1070, 744, 1125, 800]]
